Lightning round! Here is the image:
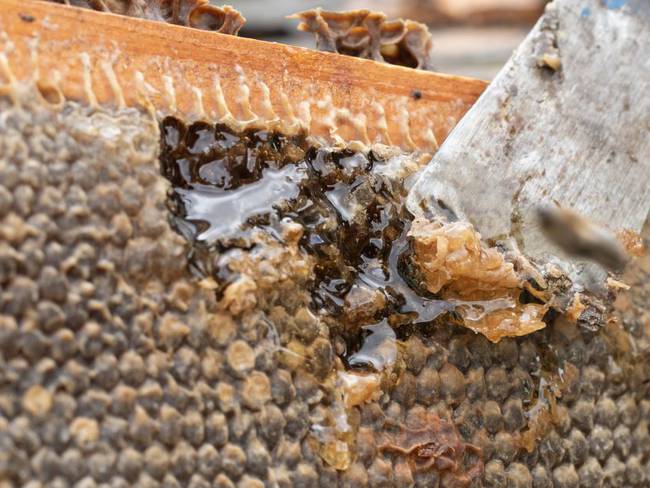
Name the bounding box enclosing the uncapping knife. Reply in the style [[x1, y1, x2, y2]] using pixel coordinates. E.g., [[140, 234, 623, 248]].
[[407, 0, 650, 272]]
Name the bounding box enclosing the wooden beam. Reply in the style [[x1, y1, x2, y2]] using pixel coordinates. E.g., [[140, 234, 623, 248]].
[[0, 0, 487, 152]]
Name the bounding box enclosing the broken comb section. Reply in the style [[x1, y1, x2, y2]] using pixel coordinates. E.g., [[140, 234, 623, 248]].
[[0, 0, 486, 153], [290, 8, 434, 70], [52, 0, 246, 33]]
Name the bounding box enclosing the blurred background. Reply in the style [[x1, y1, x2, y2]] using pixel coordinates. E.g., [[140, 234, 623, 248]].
[[224, 0, 547, 79]]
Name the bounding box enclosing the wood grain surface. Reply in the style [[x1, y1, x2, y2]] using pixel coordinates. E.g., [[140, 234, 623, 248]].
[[0, 0, 487, 152]]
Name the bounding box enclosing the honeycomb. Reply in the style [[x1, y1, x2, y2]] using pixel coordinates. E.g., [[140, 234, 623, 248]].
[[0, 86, 649, 488], [290, 9, 434, 70], [48, 1, 246, 34]]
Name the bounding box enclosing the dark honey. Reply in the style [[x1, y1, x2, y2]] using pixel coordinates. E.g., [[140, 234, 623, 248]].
[[159, 116, 466, 367]]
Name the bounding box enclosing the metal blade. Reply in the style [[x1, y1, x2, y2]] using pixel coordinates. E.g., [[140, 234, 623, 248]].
[[407, 0, 650, 267]]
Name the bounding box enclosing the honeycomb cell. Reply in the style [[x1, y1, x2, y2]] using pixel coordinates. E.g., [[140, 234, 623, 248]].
[[1, 83, 648, 488]]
